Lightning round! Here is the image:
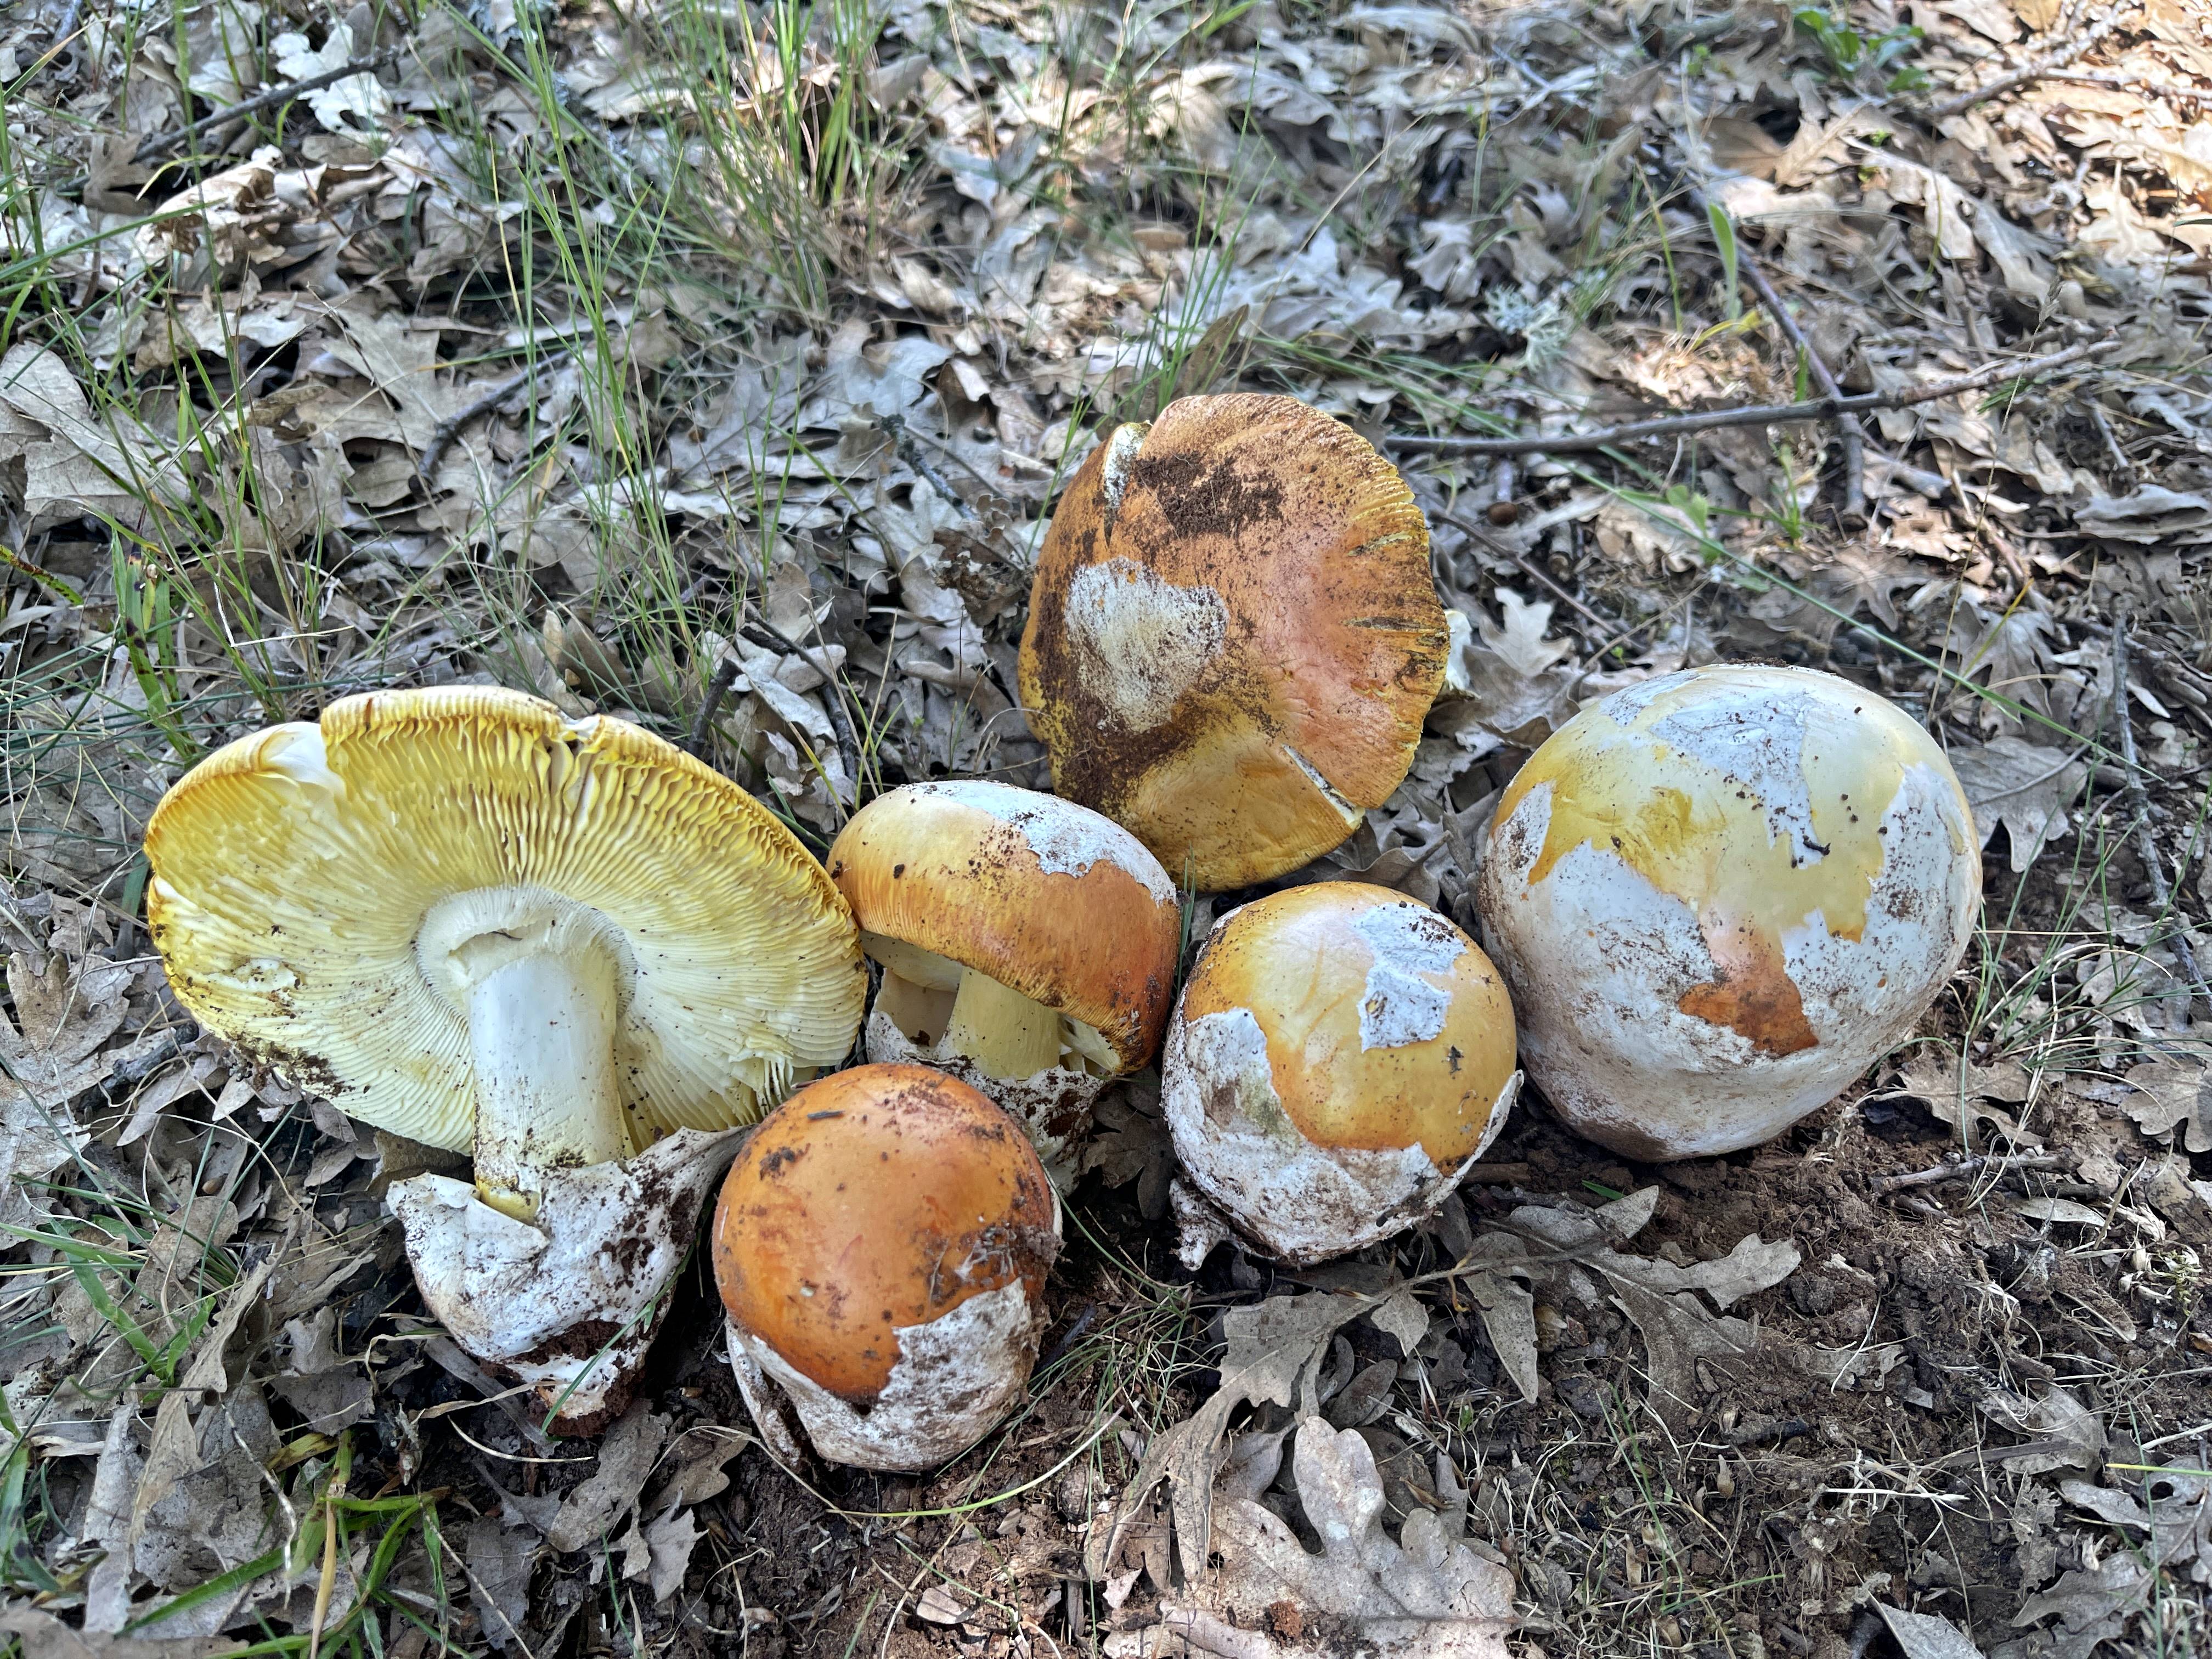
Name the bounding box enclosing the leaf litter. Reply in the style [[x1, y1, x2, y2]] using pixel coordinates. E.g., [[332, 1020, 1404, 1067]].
[[2, 0, 2211, 1652]]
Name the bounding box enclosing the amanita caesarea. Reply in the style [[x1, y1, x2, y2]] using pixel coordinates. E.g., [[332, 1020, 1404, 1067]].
[[826, 782, 1181, 1178], [1161, 883, 1519, 1266], [144, 686, 865, 1431], [713, 1064, 1060, 1470], [1476, 664, 1980, 1161]]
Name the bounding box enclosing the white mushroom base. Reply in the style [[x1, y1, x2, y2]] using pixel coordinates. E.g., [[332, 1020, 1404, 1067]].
[[865, 1010, 1103, 1184], [725, 1279, 1044, 1471], [389, 1127, 742, 1434], [1162, 1006, 1519, 1266]]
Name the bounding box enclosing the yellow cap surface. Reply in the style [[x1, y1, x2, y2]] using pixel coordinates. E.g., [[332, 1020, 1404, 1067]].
[[146, 686, 865, 1152]]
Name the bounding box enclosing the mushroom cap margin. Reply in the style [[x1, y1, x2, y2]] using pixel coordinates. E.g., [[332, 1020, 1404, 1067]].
[[144, 685, 866, 1152], [826, 781, 1183, 1071]]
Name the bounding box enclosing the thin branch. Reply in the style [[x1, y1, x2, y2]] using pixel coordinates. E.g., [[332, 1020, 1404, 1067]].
[[1693, 185, 1869, 527], [1925, 7, 2134, 120], [416, 347, 573, 484], [740, 615, 864, 814], [1438, 511, 1613, 633], [2113, 615, 2212, 1014], [133, 44, 404, 163], [1389, 339, 2117, 456], [687, 656, 743, 760]]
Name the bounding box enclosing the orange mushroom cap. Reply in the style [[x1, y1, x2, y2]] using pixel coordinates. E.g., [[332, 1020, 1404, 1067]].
[[826, 782, 1182, 1073], [1017, 394, 1448, 891], [712, 1064, 1058, 1402]]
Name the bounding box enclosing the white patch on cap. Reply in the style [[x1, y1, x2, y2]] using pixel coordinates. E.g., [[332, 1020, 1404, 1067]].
[[1650, 691, 1824, 864], [1097, 423, 1148, 522], [1063, 557, 1226, 730], [1600, 671, 1691, 726], [1351, 904, 1465, 1050], [730, 1278, 1045, 1471], [913, 780, 1177, 903], [1280, 744, 1365, 828], [1161, 1003, 1470, 1265]]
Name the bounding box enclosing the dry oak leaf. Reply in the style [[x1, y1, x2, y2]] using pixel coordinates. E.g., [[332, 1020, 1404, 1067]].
[[1106, 1416, 1513, 1658], [1944, 734, 2087, 873]]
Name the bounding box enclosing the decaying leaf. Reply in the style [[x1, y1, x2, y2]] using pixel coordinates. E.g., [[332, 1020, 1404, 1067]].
[[1105, 1417, 1514, 1658], [1945, 735, 2089, 873]]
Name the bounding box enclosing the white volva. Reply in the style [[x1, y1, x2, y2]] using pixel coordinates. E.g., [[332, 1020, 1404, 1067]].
[[1477, 665, 1981, 1161]]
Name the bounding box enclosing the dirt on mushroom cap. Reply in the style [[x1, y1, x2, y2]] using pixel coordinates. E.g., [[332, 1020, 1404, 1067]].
[[826, 781, 1182, 1070], [1017, 394, 1449, 891], [711, 1063, 1059, 1402]]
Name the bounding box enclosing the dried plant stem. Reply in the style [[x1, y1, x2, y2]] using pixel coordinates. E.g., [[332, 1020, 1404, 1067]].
[[1715, 208, 1869, 526], [416, 347, 574, 484], [1926, 7, 2135, 120], [1391, 340, 2116, 457], [2112, 616, 2212, 1013], [134, 45, 404, 163], [687, 655, 743, 760], [1440, 511, 1613, 632], [1870, 1152, 2066, 1195]]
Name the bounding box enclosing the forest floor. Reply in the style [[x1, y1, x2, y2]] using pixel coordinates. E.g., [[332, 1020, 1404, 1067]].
[[3, 0, 2212, 1655]]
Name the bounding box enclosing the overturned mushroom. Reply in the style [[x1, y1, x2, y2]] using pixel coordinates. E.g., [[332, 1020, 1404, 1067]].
[[1476, 663, 1981, 1161], [825, 781, 1181, 1176], [1163, 883, 1519, 1266], [1017, 393, 1449, 891], [145, 686, 865, 1431], [713, 1063, 1060, 1470]]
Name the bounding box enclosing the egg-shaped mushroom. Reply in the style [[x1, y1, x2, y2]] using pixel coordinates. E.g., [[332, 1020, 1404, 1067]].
[[826, 782, 1182, 1177], [1475, 664, 1981, 1161], [713, 1064, 1060, 1470], [1161, 884, 1519, 1266]]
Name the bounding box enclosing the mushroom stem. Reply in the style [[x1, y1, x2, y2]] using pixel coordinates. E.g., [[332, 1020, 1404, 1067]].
[[467, 949, 631, 1222], [943, 967, 1063, 1082]]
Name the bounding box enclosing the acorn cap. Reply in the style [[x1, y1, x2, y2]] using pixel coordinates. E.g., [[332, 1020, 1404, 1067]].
[[145, 686, 865, 1150], [1017, 394, 1448, 891], [712, 1063, 1058, 1402], [826, 782, 1182, 1073]]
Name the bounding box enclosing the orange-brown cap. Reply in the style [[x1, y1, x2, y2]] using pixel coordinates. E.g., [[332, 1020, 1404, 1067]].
[[712, 1064, 1058, 1402], [1163, 883, 1519, 1264], [826, 782, 1182, 1073], [1017, 394, 1448, 891]]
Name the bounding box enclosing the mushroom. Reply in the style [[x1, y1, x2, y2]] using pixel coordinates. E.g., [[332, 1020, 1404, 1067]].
[[1475, 664, 1981, 1161], [712, 1063, 1060, 1470], [144, 686, 865, 1431], [1161, 883, 1519, 1266], [1017, 394, 1449, 891], [825, 781, 1181, 1175]]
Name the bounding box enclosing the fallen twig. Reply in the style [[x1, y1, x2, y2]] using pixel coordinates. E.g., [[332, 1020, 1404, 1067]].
[[687, 656, 744, 760], [1390, 339, 2116, 456], [1871, 1152, 2066, 1195], [740, 613, 864, 813], [2113, 615, 2212, 1014], [1925, 7, 2134, 120], [133, 44, 403, 164], [1438, 511, 1614, 633], [415, 346, 573, 484], [1700, 188, 1869, 526]]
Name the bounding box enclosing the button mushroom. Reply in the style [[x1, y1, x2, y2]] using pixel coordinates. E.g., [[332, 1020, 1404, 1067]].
[[825, 781, 1182, 1175], [1475, 664, 1981, 1161], [1161, 884, 1519, 1266], [713, 1063, 1060, 1470], [144, 686, 865, 1431], [1017, 394, 1449, 891]]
